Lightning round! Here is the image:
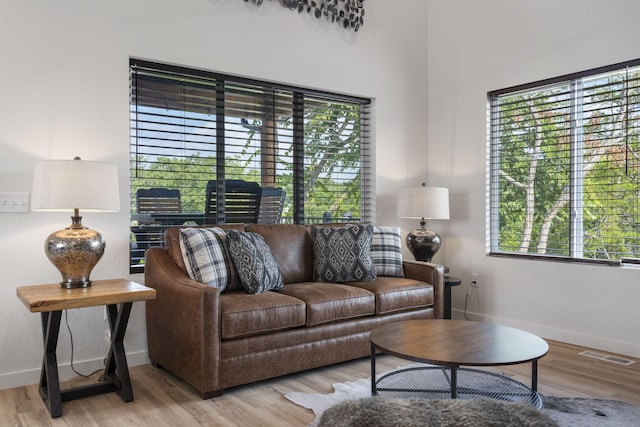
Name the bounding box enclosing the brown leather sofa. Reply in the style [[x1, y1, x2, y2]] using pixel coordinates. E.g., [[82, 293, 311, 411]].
[[144, 223, 444, 399]]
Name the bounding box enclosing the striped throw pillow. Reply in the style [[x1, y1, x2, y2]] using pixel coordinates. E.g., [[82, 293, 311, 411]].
[[179, 227, 240, 292]]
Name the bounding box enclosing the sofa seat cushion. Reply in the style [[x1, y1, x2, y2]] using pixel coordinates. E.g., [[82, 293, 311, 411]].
[[346, 277, 433, 315], [220, 291, 306, 340], [278, 282, 375, 326]]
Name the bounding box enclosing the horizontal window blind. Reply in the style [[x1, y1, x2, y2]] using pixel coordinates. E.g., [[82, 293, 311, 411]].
[[130, 59, 373, 272], [488, 59, 640, 264]]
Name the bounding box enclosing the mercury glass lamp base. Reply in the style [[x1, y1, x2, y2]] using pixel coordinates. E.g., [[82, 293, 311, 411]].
[[406, 227, 441, 263], [44, 215, 105, 288]]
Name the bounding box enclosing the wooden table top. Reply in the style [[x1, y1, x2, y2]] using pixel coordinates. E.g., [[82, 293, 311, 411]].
[[370, 319, 549, 367], [16, 279, 156, 313]]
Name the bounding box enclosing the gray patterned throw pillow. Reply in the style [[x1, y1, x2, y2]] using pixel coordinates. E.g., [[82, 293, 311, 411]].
[[226, 230, 284, 294], [311, 224, 376, 282], [370, 226, 404, 277], [179, 227, 240, 292]]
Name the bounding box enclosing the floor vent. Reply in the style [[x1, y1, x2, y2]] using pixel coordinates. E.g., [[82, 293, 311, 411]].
[[578, 350, 636, 366]]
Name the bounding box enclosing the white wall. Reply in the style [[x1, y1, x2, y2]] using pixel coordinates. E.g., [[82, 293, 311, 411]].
[[0, 0, 428, 389], [427, 0, 640, 357]]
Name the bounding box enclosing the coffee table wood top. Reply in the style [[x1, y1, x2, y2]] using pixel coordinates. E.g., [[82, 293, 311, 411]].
[[370, 320, 548, 367]]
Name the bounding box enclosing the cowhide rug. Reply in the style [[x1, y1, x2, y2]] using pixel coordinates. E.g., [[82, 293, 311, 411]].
[[284, 366, 640, 426], [315, 397, 556, 426]]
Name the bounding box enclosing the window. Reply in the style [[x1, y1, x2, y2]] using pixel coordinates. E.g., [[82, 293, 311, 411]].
[[129, 59, 373, 272], [488, 59, 640, 265]]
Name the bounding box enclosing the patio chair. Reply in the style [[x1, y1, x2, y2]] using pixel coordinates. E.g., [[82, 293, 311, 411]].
[[257, 187, 286, 224], [204, 180, 261, 225], [132, 188, 182, 253], [136, 187, 182, 216]]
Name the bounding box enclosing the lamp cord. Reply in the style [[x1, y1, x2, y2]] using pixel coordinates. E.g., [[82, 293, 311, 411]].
[[463, 282, 474, 321], [463, 293, 470, 320], [64, 310, 105, 380]]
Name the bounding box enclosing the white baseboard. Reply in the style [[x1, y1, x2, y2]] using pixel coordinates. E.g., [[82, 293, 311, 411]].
[[0, 350, 150, 391], [452, 309, 640, 359]]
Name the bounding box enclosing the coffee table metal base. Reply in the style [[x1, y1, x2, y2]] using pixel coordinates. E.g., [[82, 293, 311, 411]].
[[374, 365, 542, 410]]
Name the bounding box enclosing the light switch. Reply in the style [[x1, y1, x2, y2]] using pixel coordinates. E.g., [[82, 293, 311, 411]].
[[0, 192, 30, 213]]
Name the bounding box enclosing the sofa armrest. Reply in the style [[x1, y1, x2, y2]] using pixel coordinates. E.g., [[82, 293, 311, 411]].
[[144, 246, 222, 397], [402, 260, 445, 319]]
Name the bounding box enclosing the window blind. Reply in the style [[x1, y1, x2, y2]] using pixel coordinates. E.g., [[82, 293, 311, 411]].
[[130, 59, 373, 272], [488, 59, 640, 264]]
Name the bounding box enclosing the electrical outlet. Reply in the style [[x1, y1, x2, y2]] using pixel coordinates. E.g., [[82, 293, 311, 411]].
[[471, 273, 480, 288], [0, 192, 29, 213]]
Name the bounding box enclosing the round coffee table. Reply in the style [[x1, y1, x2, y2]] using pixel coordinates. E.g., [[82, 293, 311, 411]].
[[370, 320, 549, 409]]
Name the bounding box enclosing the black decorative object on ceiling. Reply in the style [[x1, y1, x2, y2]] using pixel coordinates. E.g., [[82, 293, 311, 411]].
[[245, 0, 365, 32]]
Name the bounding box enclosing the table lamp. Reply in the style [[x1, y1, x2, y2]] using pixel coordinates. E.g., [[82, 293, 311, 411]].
[[400, 184, 449, 262], [31, 157, 120, 288]]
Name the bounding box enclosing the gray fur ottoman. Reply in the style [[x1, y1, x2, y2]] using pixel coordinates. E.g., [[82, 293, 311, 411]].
[[317, 397, 558, 427]]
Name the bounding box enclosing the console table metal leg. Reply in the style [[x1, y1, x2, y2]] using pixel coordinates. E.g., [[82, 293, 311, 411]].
[[370, 342, 377, 396], [39, 311, 63, 418], [532, 360, 538, 392], [450, 366, 458, 399], [36, 303, 136, 418], [104, 302, 134, 402], [444, 286, 453, 319]]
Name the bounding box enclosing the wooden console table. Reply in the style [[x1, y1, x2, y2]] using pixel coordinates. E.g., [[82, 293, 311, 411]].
[[16, 279, 156, 418]]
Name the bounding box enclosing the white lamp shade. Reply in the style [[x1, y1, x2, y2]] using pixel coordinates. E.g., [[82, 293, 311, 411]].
[[31, 159, 120, 212], [400, 186, 449, 220]]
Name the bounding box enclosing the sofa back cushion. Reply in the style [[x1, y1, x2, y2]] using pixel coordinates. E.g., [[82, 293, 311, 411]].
[[165, 223, 388, 285], [245, 224, 314, 284]]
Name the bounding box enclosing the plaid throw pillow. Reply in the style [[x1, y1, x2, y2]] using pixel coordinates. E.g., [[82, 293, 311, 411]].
[[370, 226, 404, 277], [179, 227, 240, 292], [311, 224, 376, 282], [226, 230, 284, 294]]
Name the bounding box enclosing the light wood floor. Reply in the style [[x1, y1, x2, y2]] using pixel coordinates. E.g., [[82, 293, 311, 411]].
[[2, 340, 639, 426]]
